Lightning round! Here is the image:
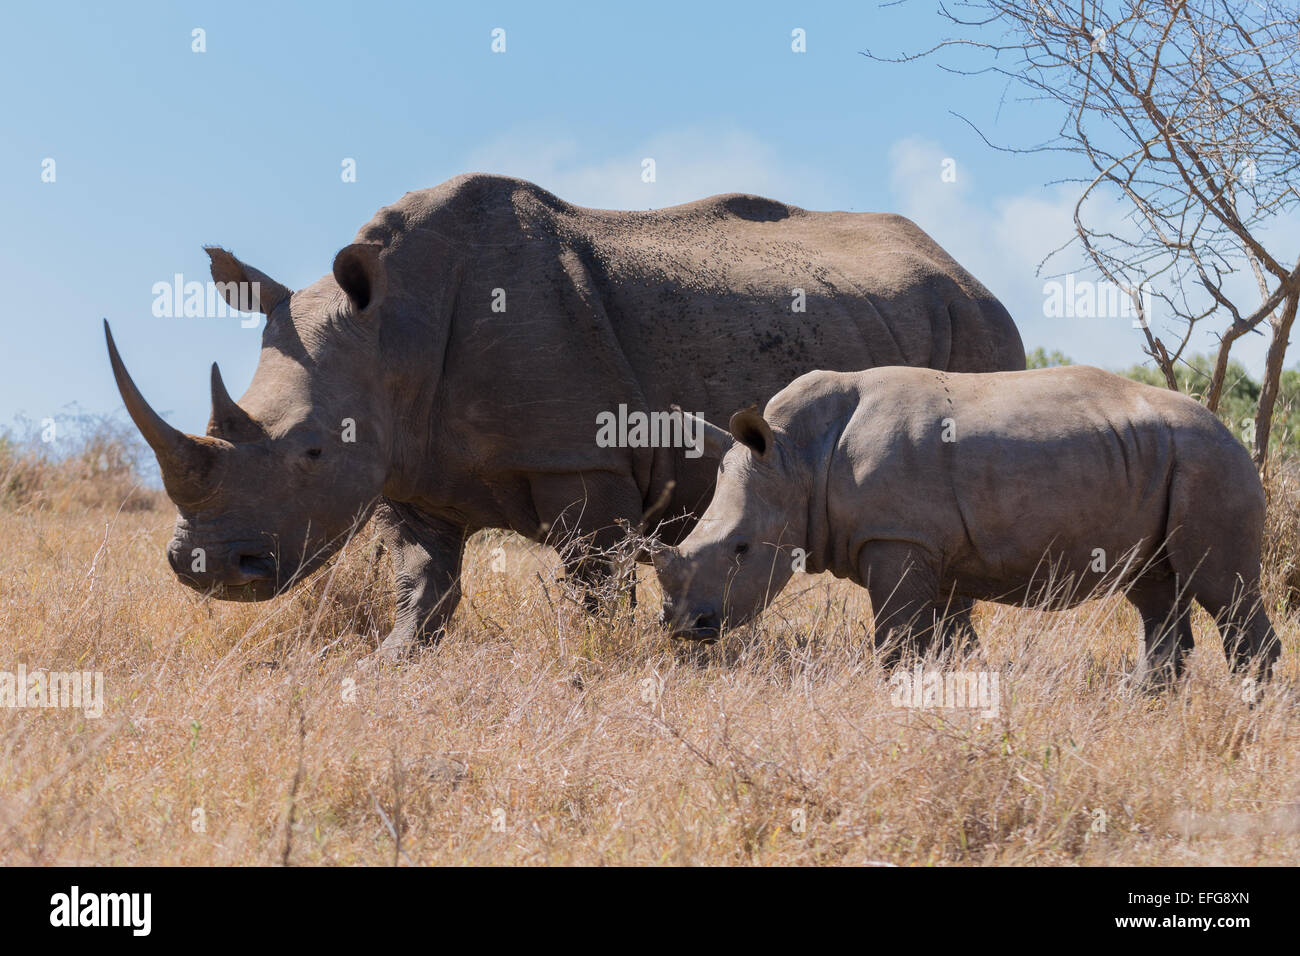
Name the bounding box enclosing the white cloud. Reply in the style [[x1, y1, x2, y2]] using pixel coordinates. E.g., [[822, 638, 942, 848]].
[[886, 136, 1285, 374]]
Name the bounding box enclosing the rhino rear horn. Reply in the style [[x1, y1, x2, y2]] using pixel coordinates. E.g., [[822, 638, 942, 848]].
[[104, 320, 220, 505], [207, 362, 263, 442]]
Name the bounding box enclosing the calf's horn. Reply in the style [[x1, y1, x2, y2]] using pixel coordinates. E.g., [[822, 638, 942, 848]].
[[651, 544, 681, 575]]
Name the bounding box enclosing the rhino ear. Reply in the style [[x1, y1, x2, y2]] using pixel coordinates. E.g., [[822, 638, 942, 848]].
[[729, 407, 774, 459], [204, 247, 291, 316], [333, 242, 387, 316]]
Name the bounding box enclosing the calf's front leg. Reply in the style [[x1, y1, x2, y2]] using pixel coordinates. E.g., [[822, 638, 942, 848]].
[[859, 542, 949, 665]]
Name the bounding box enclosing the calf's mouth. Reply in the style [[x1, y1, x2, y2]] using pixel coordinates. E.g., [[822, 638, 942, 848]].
[[667, 609, 722, 642]]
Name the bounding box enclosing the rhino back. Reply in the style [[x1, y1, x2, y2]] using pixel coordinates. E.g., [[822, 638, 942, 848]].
[[361, 174, 1023, 390], [565, 191, 1024, 385], [355, 175, 1024, 532], [820, 366, 1253, 597]]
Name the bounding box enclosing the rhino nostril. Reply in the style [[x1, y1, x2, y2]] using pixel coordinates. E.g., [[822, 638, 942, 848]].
[[691, 611, 720, 634], [238, 553, 276, 580]]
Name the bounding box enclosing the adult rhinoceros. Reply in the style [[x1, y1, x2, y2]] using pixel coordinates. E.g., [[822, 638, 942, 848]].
[[105, 173, 1024, 657]]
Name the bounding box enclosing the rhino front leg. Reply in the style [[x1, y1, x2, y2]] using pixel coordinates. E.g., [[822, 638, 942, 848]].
[[531, 474, 643, 615], [860, 542, 946, 666], [565, 547, 637, 614], [373, 501, 466, 660], [937, 594, 979, 655]]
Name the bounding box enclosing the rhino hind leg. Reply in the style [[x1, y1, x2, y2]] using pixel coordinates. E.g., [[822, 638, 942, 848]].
[[1172, 538, 1277, 682], [566, 553, 637, 615], [1218, 601, 1279, 686], [1161, 474, 1280, 682], [556, 529, 636, 614], [373, 501, 467, 660], [1189, 573, 1278, 684], [1125, 575, 1195, 690]]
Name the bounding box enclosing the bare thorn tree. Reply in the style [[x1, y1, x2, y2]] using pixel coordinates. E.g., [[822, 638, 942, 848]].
[[869, 0, 1300, 467]]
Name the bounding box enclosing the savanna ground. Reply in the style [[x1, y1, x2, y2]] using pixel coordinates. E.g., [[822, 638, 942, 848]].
[[2, 429, 1299, 866]]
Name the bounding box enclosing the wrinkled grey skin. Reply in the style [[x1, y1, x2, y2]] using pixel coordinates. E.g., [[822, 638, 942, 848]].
[[105, 173, 1024, 658], [656, 366, 1280, 685]]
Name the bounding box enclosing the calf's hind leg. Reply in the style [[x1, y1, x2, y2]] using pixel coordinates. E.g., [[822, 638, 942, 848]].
[[1165, 522, 1279, 682], [1191, 573, 1278, 684], [1125, 575, 1195, 689]]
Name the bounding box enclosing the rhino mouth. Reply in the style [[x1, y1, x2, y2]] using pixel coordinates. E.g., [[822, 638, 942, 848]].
[[674, 628, 720, 642], [168, 540, 330, 602], [175, 561, 313, 602], [668, 610, 722, 641], [172, 558, 286, 602], [192, 578, 283, 602], [238, 553, 278, 580]]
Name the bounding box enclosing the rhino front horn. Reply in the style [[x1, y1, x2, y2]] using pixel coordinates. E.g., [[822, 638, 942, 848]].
[[103, 320, 219, 505]]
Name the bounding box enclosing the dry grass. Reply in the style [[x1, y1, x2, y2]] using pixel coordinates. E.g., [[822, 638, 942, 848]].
[[1, 444, 1299, 865], [0, 418, 163, 515]]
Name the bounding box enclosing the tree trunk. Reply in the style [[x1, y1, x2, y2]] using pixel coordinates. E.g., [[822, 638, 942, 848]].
[[1205, 329, 1242, 413], [1253, 291, 1300, 472]]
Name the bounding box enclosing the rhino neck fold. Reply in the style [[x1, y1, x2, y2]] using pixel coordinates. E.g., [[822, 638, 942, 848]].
[[802, 424, 842, 579], [374, 255, 468, 505]]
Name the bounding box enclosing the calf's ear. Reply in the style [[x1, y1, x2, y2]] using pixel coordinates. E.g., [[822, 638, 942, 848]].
[[729, 407, 774, 459], [333, 242, 388, 316]]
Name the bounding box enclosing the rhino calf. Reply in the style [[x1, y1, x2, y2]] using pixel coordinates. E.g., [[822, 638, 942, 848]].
[[655, 366, 1280, 685]]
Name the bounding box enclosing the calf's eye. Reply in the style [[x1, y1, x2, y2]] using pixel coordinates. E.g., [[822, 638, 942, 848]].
[[735, 543, 749, 555], [305, 448, 323, 460]]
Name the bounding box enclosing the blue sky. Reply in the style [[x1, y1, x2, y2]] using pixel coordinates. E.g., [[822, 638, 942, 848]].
[[0, 0, 1287, 439]]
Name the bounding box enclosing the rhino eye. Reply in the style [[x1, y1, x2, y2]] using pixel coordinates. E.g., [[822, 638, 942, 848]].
[[734, 543, 749, 556], [305, 448, 323, 460]]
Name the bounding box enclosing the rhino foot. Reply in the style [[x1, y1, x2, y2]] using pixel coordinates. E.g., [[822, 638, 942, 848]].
[[377, 628, 421, 661], [355, 627, 425, 671]]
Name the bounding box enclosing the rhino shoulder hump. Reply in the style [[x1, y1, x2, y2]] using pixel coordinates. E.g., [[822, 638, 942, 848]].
[[708, 193, 801, 222]]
